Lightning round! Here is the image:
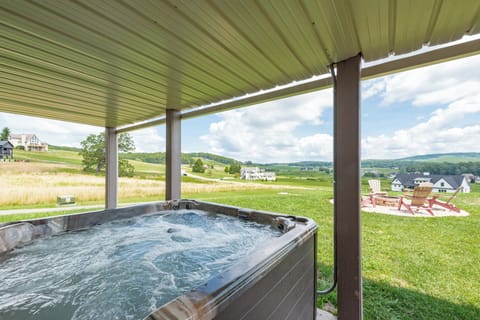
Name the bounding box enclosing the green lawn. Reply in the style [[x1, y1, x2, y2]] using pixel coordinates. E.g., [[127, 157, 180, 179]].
[[184, 188, 480, 319]]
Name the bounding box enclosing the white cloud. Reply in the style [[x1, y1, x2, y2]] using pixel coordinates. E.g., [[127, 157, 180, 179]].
[[376, 55, 480, 107], [129, 128, 165, 152], [362, 78, 386, 100], [362, 96, 480, 159], [360, 55, 480, 159], [201, 90, 333, 162]]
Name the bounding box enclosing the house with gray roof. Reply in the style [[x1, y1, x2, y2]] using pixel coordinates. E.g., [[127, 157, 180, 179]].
[[0, 140, 14, 160], [392, 173, 470, 193]]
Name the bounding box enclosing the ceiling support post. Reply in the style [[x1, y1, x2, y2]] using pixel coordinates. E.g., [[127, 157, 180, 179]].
[[105, 127, 118, 209], [166, 109, 181, 200], [334, 54, 363, 319]]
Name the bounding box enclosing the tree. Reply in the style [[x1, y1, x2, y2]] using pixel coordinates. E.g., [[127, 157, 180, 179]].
[[118, 159, 135, 177], [224, 166, 229, 173], [1, 127, 10, 141], [192, 158, 205, 173], [79, 132, 135, 176], [229, 162, 242, 174]]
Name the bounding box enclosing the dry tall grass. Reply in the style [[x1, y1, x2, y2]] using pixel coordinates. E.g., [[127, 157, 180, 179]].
[[0, 163, 284, 207]]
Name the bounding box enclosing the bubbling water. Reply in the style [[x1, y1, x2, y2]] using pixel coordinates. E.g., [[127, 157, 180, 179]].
[[0, 210, 281, 320]]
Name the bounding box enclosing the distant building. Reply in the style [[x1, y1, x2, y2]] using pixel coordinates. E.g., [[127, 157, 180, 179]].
[[462, 173, 476, 183], [301, 167, 315, 171], [9, 133, 48, 152], [240, 167, 276, 181], [0, 140, 14, 160], [392, 173, 470, 193]]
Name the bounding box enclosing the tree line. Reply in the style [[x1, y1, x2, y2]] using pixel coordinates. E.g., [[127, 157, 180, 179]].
[[120, 151, 237, 165], [396, 161, 480, 176]]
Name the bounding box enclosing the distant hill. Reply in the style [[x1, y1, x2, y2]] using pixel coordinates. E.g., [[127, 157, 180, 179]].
[[49, 145, 480, 168], [398, 153, 480, 163]]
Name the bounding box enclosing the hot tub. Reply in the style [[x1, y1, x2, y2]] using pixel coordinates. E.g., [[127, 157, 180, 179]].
[[0, 200, 318, 320]]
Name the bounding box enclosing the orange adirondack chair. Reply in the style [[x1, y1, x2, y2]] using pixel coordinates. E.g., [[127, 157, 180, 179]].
[[427, 186, 462, 213], [398, 185, 434, 216], [368, 179, 388, 207]]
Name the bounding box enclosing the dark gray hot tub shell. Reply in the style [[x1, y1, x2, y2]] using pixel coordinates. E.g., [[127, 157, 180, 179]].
[[0, 200, 318, 320]]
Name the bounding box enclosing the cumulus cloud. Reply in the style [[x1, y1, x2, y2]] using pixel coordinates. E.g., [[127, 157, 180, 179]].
[[369, 55, 480, 107], [362, 78, 386, 100], [201, 90, 333, 162], [129, 127, 165, 152], [360, 55, 480, 159], [362, 96, 480, 159]]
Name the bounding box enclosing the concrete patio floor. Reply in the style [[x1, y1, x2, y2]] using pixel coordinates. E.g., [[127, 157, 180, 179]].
[[361, 202, 469, 217]]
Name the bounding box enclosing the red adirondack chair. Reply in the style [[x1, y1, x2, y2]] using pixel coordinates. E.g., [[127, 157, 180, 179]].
[[398, 185, 434, 216], [427, 186, 462, 213]]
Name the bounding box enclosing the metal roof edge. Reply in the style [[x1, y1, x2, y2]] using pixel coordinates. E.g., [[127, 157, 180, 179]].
[[362, 38, 480, 79]]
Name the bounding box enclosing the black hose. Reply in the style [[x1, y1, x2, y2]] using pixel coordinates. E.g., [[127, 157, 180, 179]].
[[317, 63, 338, 295]]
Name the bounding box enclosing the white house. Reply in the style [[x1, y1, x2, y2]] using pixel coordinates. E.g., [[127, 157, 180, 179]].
[[240, 167, 276, 181], [392, 173, 470, 193], [9, 133, 48, 152]]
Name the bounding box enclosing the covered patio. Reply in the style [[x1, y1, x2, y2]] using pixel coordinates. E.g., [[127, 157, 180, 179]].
[[1, 1, 479, 319]]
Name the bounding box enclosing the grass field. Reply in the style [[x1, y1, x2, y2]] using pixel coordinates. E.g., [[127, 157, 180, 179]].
[[1, 151, 479, 319], [186, 187, 480, 319]]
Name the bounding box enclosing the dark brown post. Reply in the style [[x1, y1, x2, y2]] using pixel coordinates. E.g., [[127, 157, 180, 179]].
[[334, 54, 363, 319]]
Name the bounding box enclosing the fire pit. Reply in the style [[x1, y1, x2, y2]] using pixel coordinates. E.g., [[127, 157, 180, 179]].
[[374, 196, 400, 207]]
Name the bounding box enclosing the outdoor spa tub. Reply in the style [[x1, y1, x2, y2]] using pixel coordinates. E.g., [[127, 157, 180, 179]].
[[0, 200, 318, 320]]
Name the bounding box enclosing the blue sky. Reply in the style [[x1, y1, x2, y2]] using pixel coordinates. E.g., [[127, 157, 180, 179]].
[[1, 54, 479, 163]]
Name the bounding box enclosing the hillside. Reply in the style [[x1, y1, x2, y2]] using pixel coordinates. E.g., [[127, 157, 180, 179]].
[[9, 149, 233, 178], [45, 147, 239, 166], [398, 153, 480, 163]]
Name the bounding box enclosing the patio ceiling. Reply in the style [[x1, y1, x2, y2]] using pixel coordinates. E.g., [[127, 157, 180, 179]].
[[1, 0, 479, 128]]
